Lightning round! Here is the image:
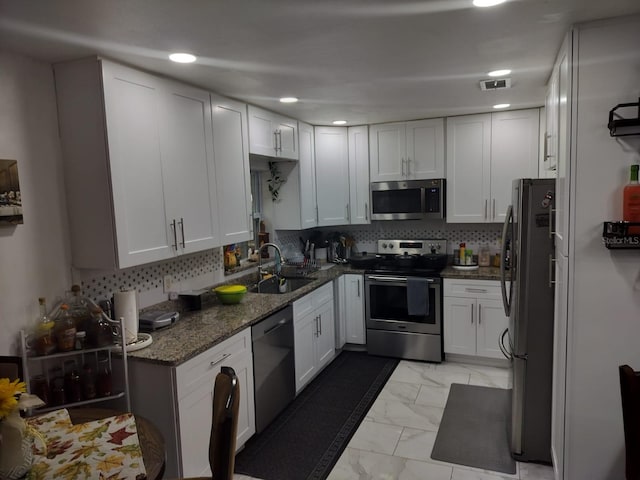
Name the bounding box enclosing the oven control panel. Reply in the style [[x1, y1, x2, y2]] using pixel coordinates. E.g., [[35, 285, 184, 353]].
[[377, 239, 447, 255]]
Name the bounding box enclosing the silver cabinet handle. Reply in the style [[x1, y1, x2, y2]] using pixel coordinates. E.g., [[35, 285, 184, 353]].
[[179, 217, 185, 248], [549, 255, 557, 287], [315, 316, 319, 337], [550, 208, 557, 238], [492, 199, 496, 220], [273, 131, 278, 154], [465, 288, 487, 293], [365, 202, 369, 221], [210, 352, 231, 367], [346, 204, 350, 221], [407, 157, 411, 176], [171, 219, 178, 250], [401, 158, 405, 176], [357, 279, 361, 297], [471, 304, 474, 324], [316, 205, 319, 224], [319, 314, 322, 336], [478, 304, 482, 325], [484, 199, 488, 220], [276, 130, 283, 153]]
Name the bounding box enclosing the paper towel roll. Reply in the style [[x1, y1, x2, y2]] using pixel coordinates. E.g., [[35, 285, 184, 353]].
[[114, 290, 138, 344]]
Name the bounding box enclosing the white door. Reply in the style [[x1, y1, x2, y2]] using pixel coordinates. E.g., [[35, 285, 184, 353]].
[[211, 94, 252, 245], [348, 126, 370, 224], [315, 126, 350, 226], [406, 118, 445, 179], [476, 299, 509, 358], [247, 105, 277, 157], [445, 114, 492, 223], [369, 122, 406, 182], [178, 381, 214, 477], [101, 61, 174, 268], [316, 300, 336, 369], [443, 296, 476, 355], [275, 118, 298, 160], [294, 311, 317, 393], [345, 274, 365, 344], [229, 350, 256, 450], [299, 121, 318, 229], [161, 82, 219, 254], [490, 109, 540, 223]]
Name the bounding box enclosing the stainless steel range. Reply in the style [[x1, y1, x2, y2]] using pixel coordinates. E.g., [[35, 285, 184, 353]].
[[365, 239, 448, 362]]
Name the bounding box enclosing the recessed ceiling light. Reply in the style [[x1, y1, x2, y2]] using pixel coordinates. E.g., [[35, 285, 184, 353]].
[[279, 97, 299, 103], [169, 53, 197, 63], [493, 103, 511, 109], [332, 120, 347, 125], [473, 0, 507, 7], [488, 69, 511, 77]]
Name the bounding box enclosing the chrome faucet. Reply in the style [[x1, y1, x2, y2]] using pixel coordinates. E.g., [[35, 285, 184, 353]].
[[257, 243, 285, 279]]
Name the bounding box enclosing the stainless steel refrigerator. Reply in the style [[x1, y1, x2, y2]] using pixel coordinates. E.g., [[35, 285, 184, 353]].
[[499, 178, 555, 464]]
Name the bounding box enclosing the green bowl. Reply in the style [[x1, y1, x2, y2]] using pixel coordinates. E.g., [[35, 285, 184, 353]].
[[213, 285, 247, 304]]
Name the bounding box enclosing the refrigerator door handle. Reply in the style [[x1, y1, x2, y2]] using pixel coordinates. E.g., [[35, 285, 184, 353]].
[[500, 205, 513, 316]]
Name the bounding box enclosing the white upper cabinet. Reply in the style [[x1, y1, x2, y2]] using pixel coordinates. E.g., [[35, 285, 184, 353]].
[[210, 94, 252, 244], [369, 118, 445, 182], [348, 125, 371, 224], [269, 121, 317, 230], [160, 79, 220, 254], [248, 105, 298, 160], [315, 126, 350, 226], [446, 109, 540, 223]]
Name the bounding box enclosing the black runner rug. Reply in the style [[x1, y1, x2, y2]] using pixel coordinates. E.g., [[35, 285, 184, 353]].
[[234, 350, 399, 480]]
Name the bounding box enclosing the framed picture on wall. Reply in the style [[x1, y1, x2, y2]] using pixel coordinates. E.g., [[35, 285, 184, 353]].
[[0, 159, 23, 225]]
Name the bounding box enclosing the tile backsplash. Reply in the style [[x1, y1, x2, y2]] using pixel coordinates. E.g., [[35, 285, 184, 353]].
[[76, 221, 500, 309]]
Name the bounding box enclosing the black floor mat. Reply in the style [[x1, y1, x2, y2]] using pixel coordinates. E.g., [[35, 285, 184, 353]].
[[235, 350, 399, 480]]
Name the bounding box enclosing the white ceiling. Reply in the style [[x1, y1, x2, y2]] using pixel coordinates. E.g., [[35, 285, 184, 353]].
[[1, 0, 639, 125]]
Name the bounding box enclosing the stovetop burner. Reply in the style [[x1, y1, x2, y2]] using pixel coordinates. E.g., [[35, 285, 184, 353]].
[[364, 238, 449, 277]]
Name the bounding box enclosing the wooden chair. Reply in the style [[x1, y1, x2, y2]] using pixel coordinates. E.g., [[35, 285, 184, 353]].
[[180, 366, 240, 480], [619, 364, 640, 480]]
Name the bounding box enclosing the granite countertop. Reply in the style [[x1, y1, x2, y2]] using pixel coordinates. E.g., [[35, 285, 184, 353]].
[[440, 265, 507, 281], [127, 264, 360, 367]]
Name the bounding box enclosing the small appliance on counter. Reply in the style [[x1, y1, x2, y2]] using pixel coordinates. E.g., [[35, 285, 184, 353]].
[[138, 310, 179, 332]]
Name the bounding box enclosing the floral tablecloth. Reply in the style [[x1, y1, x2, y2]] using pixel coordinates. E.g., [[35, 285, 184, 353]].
[[26, 409, 147, 480]]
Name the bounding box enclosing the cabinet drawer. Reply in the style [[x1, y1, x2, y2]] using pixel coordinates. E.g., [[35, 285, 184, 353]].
[[443, 279, 503, 299], [175, 328, 251, 398], [313, 282, 333, 306], [293, 292, 314, 320]]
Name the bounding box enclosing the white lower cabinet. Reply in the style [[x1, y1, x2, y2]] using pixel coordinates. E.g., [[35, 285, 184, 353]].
[[293, 282, 335, 393], [336, 273, 366, 345], [128, 328, 255, 477], [443, 279, 508, 359]]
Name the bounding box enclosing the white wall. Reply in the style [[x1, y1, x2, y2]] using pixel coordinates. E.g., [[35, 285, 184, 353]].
[[566, 16, 640, 480], [0, 50, 72, 355]]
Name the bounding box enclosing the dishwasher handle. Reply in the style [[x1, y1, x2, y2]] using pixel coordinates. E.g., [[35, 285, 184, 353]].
[[251, 305, 293, 341]]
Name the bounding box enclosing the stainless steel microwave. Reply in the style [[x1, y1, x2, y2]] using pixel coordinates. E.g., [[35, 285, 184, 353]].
[[370, 179, 445, 220]]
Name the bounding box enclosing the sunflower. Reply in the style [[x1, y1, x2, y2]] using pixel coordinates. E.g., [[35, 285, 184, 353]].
[[0, 377, 27, 420]]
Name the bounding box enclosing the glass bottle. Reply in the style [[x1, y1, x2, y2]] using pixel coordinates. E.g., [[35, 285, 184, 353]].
[[33, 297, 56, 356], [63, 360, 82, 403], [49, 367, 65, 406], [81, 363, 97, 400], [30, 374, 50, 406], [623, 164, 640, 234], [96, 355, 113, 397], [86, 307, 114, 348], [54, 304, 76, 352], [68, 284, 92, 333]]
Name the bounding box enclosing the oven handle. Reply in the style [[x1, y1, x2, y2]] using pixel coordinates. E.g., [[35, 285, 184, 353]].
[[367, 275, 435, 283]]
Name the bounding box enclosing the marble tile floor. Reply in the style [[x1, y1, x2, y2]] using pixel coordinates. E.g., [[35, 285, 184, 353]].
[[327, 359, 555, 480]]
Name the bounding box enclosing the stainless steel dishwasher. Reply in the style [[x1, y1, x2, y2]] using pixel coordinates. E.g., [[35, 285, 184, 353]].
[[251, 305, 295, 433]]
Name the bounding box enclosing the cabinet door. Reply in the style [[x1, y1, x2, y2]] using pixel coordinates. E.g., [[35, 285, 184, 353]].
[[443, 296, 476, 356], [545, 68, 559, 173], [476, 298, 508, 358], [335, 276, 347, 349], [348, 126, 371, 224], [345, 274, 365, 344], [299, 121, 318, 229], [294, 311, 317, 393], [445, 114, 492, 223], [369, 122, 406, 182], [102, 61, 174, 268], [490, 109, 540, 223], [315, 126, 350, 226], [316, 300, 336, 370], [178, 380, 214, 477], [230, 349, 256, 450], [406, 118, 445, 179], [275, 118, 298, 160], [247, 105, 277, 157], [211, 94, 252, 244], [161, 82, 219, 254], [555, 37, 571, 258]]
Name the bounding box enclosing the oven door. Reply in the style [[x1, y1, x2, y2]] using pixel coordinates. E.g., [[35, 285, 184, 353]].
[[365, 274, 441, 335]]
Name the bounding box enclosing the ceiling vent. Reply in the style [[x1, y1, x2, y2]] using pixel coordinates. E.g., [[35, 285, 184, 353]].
[[480, 78, 512, 91]]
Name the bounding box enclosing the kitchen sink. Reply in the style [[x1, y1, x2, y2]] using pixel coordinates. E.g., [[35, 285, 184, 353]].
[[249, 276, 315, 294]]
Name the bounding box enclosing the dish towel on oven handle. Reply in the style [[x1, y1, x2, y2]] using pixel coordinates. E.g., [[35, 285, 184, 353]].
[[407, 277, 429, 316]]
